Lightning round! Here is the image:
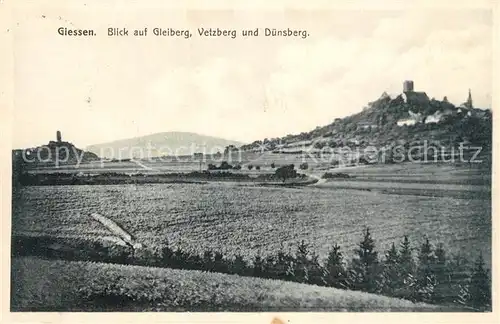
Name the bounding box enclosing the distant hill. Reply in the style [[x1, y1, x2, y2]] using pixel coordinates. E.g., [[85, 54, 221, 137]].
[[12, 139, 100, 186], [12, 141, 99, 167], [86, 132, 244, 159]]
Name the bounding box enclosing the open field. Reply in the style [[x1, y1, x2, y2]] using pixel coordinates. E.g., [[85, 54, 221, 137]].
[[315, 180, 490, 199], [317, 163, 491, 184], [12, 176, 491, 269], [12, 256, 457, 312], [25, 157, 490, 185]]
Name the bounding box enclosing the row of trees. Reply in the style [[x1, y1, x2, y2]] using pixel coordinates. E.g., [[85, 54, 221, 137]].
[[152, 229, 490, 311], [13, 228, 490, 311], [204, 162, 306, 183], [207, 161, 239, 170]]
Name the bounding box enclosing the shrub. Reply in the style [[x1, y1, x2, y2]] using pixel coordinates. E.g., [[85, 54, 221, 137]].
[[322, 172, 350, 179], [314, 142, 326, 149], [132, 246, 161, 267], [247, 165, 253, 170], [274, 164, 297, 182], [358, 156, 375, 165], [218, 161, 233, 170]]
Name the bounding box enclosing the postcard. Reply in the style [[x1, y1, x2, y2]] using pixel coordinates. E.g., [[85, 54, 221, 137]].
[[2, 0, 498, 323]]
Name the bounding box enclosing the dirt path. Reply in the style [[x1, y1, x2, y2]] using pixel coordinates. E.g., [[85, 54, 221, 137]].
[[131, 159, 155, 171], [298, 171, 327, 185], [91, 213, 142, 249]]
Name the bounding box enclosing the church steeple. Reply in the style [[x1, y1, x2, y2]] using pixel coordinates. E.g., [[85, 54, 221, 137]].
[[466, 88, 473, 109]]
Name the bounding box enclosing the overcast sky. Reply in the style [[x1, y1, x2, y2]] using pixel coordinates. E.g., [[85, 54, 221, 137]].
[[12, 4, 492, 148]]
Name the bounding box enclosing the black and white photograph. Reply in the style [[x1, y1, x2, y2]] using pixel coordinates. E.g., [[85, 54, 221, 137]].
[[6, 0, 496, 316]]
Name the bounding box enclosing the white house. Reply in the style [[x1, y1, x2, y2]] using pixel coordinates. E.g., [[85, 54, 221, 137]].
[[396, 110, 423, 126], [397, 118, 417, 126], [425, 111, 443, 124]]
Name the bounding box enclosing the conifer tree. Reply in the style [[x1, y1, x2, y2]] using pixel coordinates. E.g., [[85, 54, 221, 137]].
[[252, 253, 264, 277], [294, 240, 310, 283], [324, 243, 347, 289], [349, 228, 382, 293], [169, 246, 188, 269], [469, 253, 491, 310], [382, 242, 400, 296], [454, 283, 471, 307], [450, 253, 471, 284], [399, 236, 415, 277], [416, 239, 437, 302], [431, 243, 450, 303], [262, 255, 277, 279], [275, 248, 294, 281], [213, 251, 228, 273], [307, 251, 325, 286], [160, 239, 174, 267], [202, 250, 215, 272], [230, 254, 248, 276], [433, 243, 447, 280], [450, 252, 471, 307], [397, 235, 417, 300]]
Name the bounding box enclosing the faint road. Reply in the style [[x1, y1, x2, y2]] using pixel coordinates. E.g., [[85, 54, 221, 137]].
[[131, 159, 155, 171], [299, 171, 327, 185]]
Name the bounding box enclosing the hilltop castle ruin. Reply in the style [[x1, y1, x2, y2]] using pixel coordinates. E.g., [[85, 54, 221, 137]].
[[402, 80, 430, 106]]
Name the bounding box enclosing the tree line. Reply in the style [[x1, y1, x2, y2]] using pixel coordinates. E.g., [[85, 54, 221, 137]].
[[147, 228, 491, 311], [12, 228, 491, 311]]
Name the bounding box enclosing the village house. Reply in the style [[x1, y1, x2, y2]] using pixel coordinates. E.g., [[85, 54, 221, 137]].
[[357, 121, 378, 131], [397, 110, 424, 127]]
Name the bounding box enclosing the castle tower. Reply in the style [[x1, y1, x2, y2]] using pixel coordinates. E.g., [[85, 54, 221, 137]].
[[403, 80, 414, 92], [466, 89, 473, 109], [56, 130, 62, 142]]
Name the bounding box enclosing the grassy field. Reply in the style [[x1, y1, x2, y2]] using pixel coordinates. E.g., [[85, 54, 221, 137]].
[[11, 256, 456, 312], [12, 161, 491, 311], [315, 180, 489, 199], [12, 173, 491, 269], [25, 155, 490, 184]]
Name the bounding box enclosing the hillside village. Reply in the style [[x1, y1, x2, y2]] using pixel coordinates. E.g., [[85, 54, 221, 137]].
[[238, 80, 492, 156]]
